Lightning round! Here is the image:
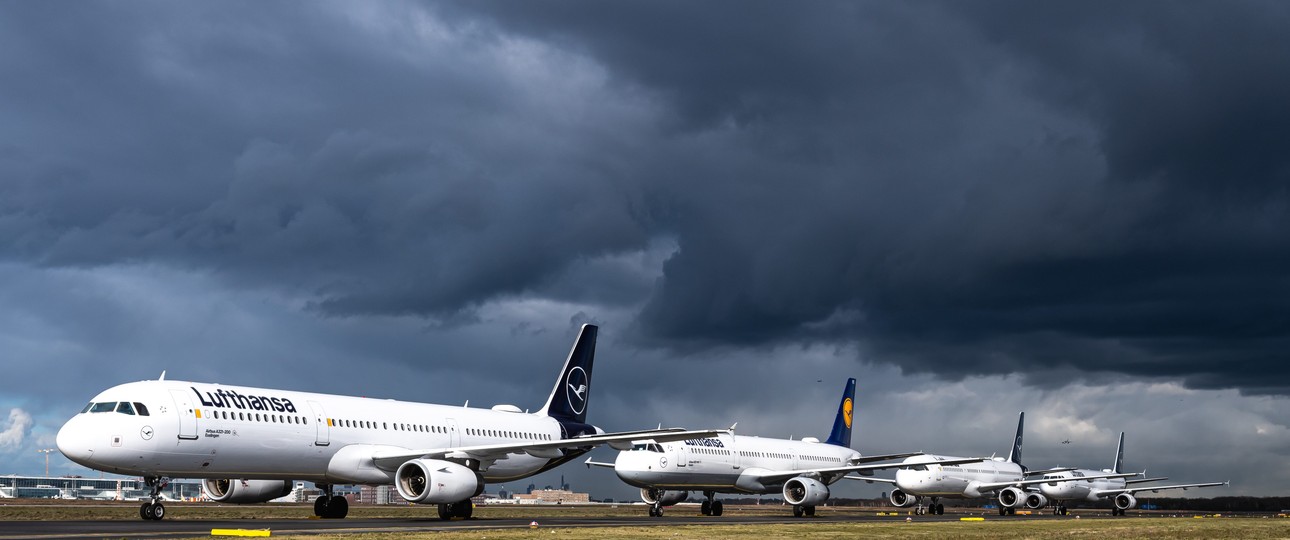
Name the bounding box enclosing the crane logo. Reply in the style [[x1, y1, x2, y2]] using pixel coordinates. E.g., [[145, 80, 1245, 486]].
[[843, 398, 853, 429], [566, 366, 589, 415]]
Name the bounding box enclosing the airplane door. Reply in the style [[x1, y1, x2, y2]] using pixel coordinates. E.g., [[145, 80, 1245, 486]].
[[675, 445, 687, 468], [168, 389, 199, 440], [308, 401, 330, 446], [446, 419, 460, 447]]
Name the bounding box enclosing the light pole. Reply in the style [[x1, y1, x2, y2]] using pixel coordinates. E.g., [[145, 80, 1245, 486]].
[[37, 448, 56, 477]]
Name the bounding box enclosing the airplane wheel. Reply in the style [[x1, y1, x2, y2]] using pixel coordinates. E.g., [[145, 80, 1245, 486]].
[[999, 507, 1007, 516], [701, 500, 711, 515], [438, 503, 452, 520], [140, 503, 150, 520], [936, 504, 944, 515], [455, 501, 473, 519], [793, 505, 804, 518], [315, 496, 329, 517], [806, 505, 816, 517], [651, 503, 663, 517], [326, 496, 348, 519], [151, 503, 166, 520], [712, 501, 723, 516]]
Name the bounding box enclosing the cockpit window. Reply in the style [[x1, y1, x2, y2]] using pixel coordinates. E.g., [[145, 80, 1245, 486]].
[[81, 403, 94, 414], [89, 402, 117, 413], [116, 402, 136, 415], [912, 465, 928, 471], [134, 402, 150, 416]]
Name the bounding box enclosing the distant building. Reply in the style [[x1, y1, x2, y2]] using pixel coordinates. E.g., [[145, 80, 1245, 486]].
[[0, 475, 202, 501], [512, 488, 590, 504]]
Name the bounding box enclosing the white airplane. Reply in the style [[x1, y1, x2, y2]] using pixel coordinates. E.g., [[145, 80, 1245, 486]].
[[852, 412, 1132, 516], [1036, 432, 1228, 515], [586, 378, 956, 518], [56, 324, 721, 521]]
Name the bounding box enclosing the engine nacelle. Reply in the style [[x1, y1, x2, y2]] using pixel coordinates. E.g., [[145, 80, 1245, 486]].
[[889, 488, 918, 507], [201, 479, 292, 504], [782, 477, 830, 507], [1114, 493, 1137, 510], [1024, 492, 1049, 509], [998, 486, 1025, 508], [640, 487, 688, 506], [395, 459, 483, 504]]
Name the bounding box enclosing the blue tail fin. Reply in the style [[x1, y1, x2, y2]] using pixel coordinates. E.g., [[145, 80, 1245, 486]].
[[537, 324, 597, 424], [1006, 411, 1024, 465], [824, 378, 856, 447], [1113, 432, 1125, 473]]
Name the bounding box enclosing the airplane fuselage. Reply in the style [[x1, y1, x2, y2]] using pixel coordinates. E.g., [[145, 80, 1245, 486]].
[[57, 380, 586, 484], [894, 454, 1024, 498], [1038, 469, 1127, 503], [614, 434, 860, 494]]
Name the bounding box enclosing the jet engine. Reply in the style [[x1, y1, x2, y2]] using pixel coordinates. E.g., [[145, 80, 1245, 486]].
[[782, 477, 830, 507], [201, 479, 293, 504], [640, 487, 688, 506], [1114, 493, 1137, 510], [889, 488, 917, 507], [1024, 492, 1048, 509], [998, 486, 1025, 508], [394, 459, 483, 504]]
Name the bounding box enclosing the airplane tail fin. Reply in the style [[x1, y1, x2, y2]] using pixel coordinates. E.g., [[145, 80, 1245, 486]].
[[824, 378, 857, 447], [1006, 412, 1025, 465], [1113, 432, 1125, 473], [537, 324, 597, 424]]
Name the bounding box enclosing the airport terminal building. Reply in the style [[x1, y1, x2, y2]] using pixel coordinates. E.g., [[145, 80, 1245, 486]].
[[0, 475, 203, 501]]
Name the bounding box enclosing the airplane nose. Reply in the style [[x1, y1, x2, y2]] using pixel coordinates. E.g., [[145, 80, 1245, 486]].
[[56, 418, 93, 465]]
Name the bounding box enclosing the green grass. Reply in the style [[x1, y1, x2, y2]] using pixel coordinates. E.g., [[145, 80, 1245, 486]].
[[2, 501, 1287, 539]]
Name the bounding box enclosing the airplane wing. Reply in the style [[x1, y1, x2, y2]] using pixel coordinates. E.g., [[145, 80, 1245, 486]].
[[1091, 480, 1228, 498], [849, 452, 924, 465], [1025, 467, 1077, 476], [748, 457, 986, 485], [973, 471, 1141, 492], [369, 428, 725, 470], [841, 475, 897, 484], [1125, 476, 1168, 484]]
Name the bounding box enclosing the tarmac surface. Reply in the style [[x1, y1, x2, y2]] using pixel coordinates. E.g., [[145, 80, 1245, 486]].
[[0, 512, 1095, 540]]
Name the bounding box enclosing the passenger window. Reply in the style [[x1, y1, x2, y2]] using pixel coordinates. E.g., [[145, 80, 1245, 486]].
[[134, 402, 150, 416], [116, 402, 136, 415], [90, 402, 117, 413]]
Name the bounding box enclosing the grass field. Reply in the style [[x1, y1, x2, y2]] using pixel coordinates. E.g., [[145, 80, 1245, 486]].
[[2, 500, 1287, 539]]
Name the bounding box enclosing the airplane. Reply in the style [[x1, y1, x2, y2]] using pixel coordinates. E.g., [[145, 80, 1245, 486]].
[[586, 378, 957, 518], [850, 412, 1134, 516], [55, 324, 722, 521], [1036, 432, 1228, 515]]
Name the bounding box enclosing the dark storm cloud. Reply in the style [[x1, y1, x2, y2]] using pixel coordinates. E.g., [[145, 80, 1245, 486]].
[[2, 0, 1289, 401], [449, 1, 1290, 391]]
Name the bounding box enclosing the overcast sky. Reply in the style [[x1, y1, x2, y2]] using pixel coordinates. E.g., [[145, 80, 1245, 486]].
[[2, 1, 1288, 500]]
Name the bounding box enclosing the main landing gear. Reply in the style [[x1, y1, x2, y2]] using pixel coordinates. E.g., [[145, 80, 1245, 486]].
[[1052, 504, 1068, 515], [437, 500, 474, 520], [998, 506, 1017, 516], [792, 504, 816, 518], [699, 491, 724, 516], [313, 484, 349, 519], [914, 498, 944, 515], [139, 476, 167, 520], [1111, 507, 1126, 516]]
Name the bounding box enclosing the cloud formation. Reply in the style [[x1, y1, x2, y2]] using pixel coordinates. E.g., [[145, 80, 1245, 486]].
[[0, 1, 1287, 494], [0, 409, 33, 451]]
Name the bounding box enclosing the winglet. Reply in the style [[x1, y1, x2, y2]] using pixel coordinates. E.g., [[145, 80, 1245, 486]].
[[729, 422, 738, 432], [159, 370, 166, 381]]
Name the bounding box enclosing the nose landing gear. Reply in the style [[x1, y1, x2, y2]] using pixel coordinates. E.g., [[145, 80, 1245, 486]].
[[139, 476, 168, 521]]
